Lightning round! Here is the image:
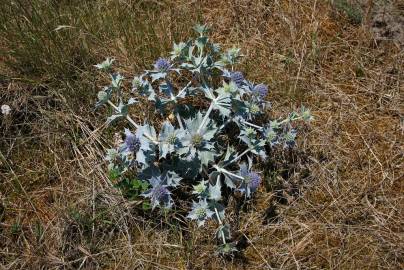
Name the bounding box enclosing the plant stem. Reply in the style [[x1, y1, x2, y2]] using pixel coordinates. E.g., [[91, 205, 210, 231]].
[[213, 176, 227, 246], [197, 101, 214, 133], [219, 117, 233, 130], [224, 148, 251, 167], [107, 100, 158, 144], [176, 81, 192, 99], [176, 113, 184, 129], [214, 207, 226, 245], [107, 101, 139, 129], [242, 120, 263, 130], [213, 165, 244, 180]]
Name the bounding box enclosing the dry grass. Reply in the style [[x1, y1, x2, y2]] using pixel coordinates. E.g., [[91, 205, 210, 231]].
[[1, 0, 403, 269]]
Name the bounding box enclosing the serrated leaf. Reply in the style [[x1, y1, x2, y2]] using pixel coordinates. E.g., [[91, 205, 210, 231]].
[[111, 73, 124, 89], [199, 149, 217, 167], [208, 179, 222, 201], [107, 114, 124, 124], [151, 72, 166, 82], [216, 224, 231, 241], [195, 36, 208, 50], [94, 57, 114, 71], [213, 92, 231, 117], [127, 97, 138, 105]]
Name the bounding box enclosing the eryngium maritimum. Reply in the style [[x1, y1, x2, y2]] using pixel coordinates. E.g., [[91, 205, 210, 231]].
[[122, 129, 141, 153], [253, 83, 268, 98], [230, 71, 244, 86], [154, 58, 171, 71], [238, 163, 262, 197]]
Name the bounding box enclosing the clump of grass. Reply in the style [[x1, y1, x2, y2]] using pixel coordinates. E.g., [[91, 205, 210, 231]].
[[334, 0, 363, 24], [0, 0, 201, 103]]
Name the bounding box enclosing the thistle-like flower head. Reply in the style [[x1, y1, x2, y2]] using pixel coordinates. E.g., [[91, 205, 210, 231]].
[[154, 57, 171, 71], [158, 121, 185, 159], [142, 176, 173, 209], [238, 163, 261, 197], [253, 83, 268, 98], [248, 103, 260, 115], [192, 180, 208, 196], [121, 129, 141, 153], [94, 57, 114, 71], [171, 42, 187, 58], [187, 199, 214, 226], [283, 129, 297, 148], [301, 106, 313, 122], [230, 71, 244, 86], [263, 126, 278, 146], [181, 112, 217, 161]]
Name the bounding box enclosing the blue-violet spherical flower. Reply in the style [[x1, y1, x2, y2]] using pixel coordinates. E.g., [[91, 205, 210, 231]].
[[253, 83, 268, 98], [122, 129, 141, 153], [230, 71, 244, 86], [154, 58, 171, 71]]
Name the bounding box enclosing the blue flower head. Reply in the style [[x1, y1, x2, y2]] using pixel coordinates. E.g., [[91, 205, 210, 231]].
[[121, 129, 141, 153], [230, 71, 244, 86], [253, 83, 268, 98], [154, 58, 171, 72], [238, 163, 261, 198], [142, 176, 173, 209]]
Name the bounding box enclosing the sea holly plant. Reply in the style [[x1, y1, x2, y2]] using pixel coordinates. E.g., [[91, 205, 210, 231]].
[[94, 24, 312, 254]]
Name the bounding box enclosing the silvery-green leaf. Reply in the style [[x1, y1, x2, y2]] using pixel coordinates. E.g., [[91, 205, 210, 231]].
[[210, 43, 221, 54], [107, 114, 124, 124], [208, 179, 222, 201], [199, 149, 216, 167], [201, 86, 216, 100], [97, 90, 108, 101], [105, 148, 119, 162], [111, 73, 124, 89], [151, 72, 166, 82], [223, 173, 238, 189], [195, 36, 208, 50], [216, 224, 231, 241], [193, 24, 209, 36], [138, 82, 157, 102], [171, 42, 187, 59], [209, 201, 225, 221], [94, 57, 114, 71], [180, 62, 196, 70], [136, 148, 156, 166], [222, 146, 237, 165], [216, 243, 237, 255], [116, 101, 128, 116], [165, 171, 182, 187], [270, 119, 281, 130], [127, 97, 138, 105], [287, 111, 299, 122], [213, 92, 231, 117]]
